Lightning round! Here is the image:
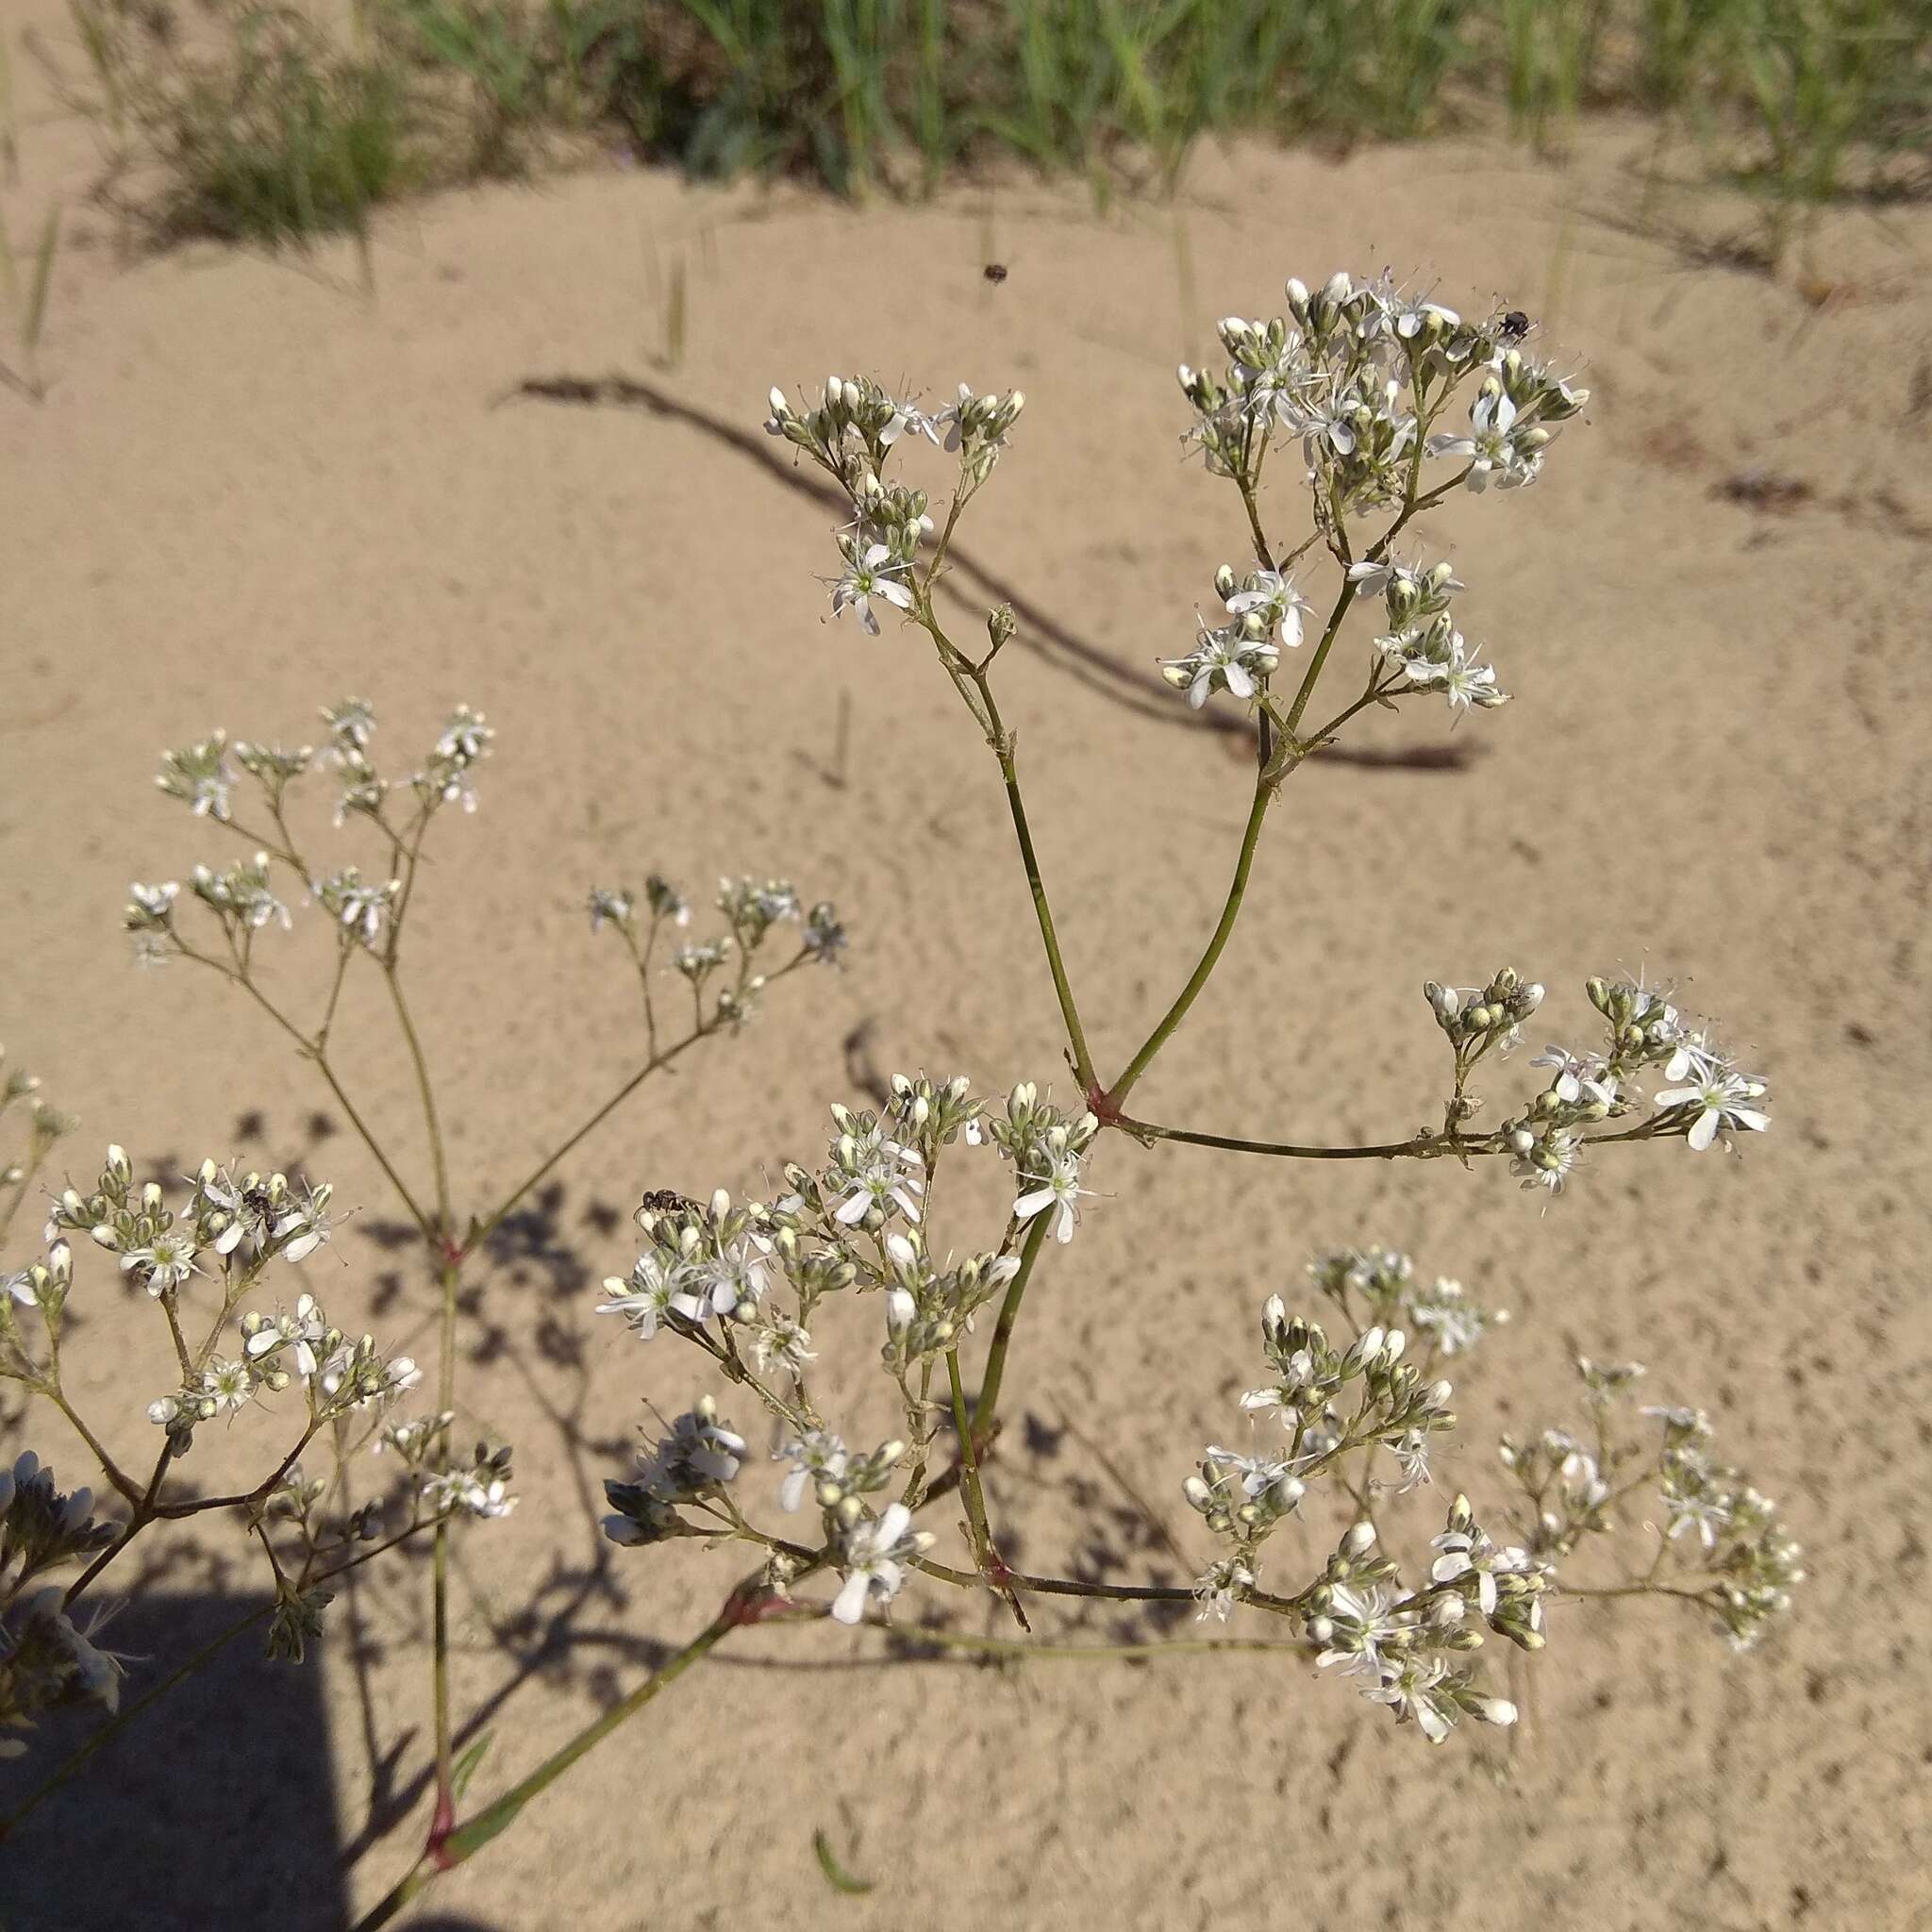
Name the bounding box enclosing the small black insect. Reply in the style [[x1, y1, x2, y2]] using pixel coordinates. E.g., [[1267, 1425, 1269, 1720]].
[[1500, 309, 1532, 341], [983, 262, 1008, 284], [636, 1188, 697, 1221]]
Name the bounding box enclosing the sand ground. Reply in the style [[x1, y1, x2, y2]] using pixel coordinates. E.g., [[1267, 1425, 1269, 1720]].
[[3, 11, 1930, 1928]]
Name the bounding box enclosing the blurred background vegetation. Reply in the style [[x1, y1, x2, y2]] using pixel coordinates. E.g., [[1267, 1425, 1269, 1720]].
[[23, 0, 1932, 264]]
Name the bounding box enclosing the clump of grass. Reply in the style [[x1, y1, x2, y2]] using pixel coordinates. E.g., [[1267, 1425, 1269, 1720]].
[[41, 0, 1932, 259], [66, 1, 411, 246]]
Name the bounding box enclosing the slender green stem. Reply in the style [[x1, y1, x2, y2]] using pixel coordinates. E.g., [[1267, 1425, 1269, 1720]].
[[1235, 475, 1275, 574], [44, 1391, 141, 1504], [383, 968, 450, 1236], [429, 1257, 461, 1813], [967, 664, 1095, 1091], [1117, 1115, 1668, 1163], [172, 939, 435, 1240], [352, 1576, 777, 1931], [315, 941, 353, 1049], [1279, 572, 1359, 739], [1104, 772, 1273, 1110], [915, 1557, 1299, 1615], [943, 1350, 996, 1576], [874, 1623, 1306, 1664], [970, 1214, 1048, 1436], [461, 952, 810, 1256], [151, 1419, 321, 1519], [62, 1446, 171, 1606], [1121, 1116, 1442, 1160]]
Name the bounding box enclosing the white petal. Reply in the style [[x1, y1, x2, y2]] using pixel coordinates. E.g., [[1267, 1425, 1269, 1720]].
[[831, 1572, 871, 1625]]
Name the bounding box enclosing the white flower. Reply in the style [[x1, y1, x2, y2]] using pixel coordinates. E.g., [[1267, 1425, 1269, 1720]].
[[18, 1588, 126, 1715], [748, 1315, 814, 1379], [1664, 1484, 1732, 1550], [318, 871, 400, 947], [1531, 1046, 1618, 1108], [1662, 1025, 1721, 1084], [1428, 386, 1541, 491], [1203, 1446, 1306, 1514], [127, 880, 180, 922], [1192, 1556, 1256, 1623], [775, 1431, 847, 1512], [831, 542, 914, 635], [321, 697, 376, 752], [1160, 623, 1278, 709], [1312, 1582, 1401, 1675], [201, 1356, 255, 1415], [273, 1185, 334, 1263], [122, 1229, 199, 1295], [588, 888, 635, 932], [1430, 1524, 1530, 1618], [423, 1470, 517, 1520], [1224, 571, 1308, 649], [1013, 1148, 1088, 1244], [1653, 1063, 1770, 1152], [831, 1503, 926, 1624], [1387, 1428, 1432, 1490], [1364, 1656, 1457, 1742], [1440, 644, 1507, 713], [596, 1253, 682, 1339], [1512, 1128, 1579, 1195], [832, 1135, 925, 1226], [244, 1291, 327, 1377], [3, 1269, 37, 1308]]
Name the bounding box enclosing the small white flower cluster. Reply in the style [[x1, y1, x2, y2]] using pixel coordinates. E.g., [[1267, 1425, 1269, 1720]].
[[147, 1288, 419, 1446], [1307, 1507, 1536, 1745], [770, 1433, 931, 1624], [766, 375, 1023, 636], [588, 873, 691, 935], [189, 850, 291, 937], [1369, 588, 1506, 716], [152, 697, 497, 847], [1419, 971, 1771, 1194], [1502, 1358, 1803, 1651], [422, 704, 493, 814], [1159, 563, 1310, 709], [595, 1074, 1098, 1636], [421, 1441, 517, 1523], [42, 1148, 333, 1299], [589, 872, 844, 1033], [984, 1081, 1101, 1245], [601, 1394, 748, 1545], [1, 1453, 123, 1756], [1306, 1246, 1507, 1363], [1178, 1286, 1548, 1745], [1177, 273, 1585, 503], [598, 1187, 780, 1341], [154, 731, 237, 821], [371, 1410, 519, 1526], [314, 867, 401, 949]]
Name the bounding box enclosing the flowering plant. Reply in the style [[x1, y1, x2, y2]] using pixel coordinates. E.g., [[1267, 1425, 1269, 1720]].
[[0, 271, 1798, 1922]]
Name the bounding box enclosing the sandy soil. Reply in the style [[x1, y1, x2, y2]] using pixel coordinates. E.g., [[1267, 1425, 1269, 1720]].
[[3, 9, 1930, 1927]]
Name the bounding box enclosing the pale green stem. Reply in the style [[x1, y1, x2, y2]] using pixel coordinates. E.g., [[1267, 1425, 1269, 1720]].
[[461, 951, 811, 1256], [969, 1213, 1049, 1436]]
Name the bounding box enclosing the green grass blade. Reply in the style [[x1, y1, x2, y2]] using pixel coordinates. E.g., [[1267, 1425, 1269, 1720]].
[[25, 205, 59, 355], [812, 1828, 875, 1896]]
